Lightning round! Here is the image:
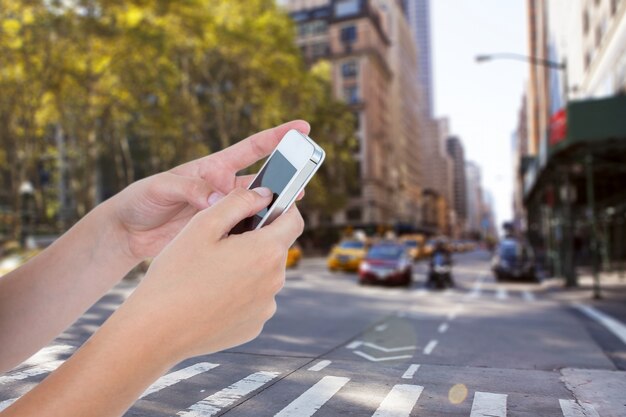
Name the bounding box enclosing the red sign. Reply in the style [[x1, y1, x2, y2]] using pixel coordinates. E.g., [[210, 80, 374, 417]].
[[549, 108, 567, 146]]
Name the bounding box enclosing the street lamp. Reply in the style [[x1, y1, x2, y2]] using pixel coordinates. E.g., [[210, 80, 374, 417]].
[[475, 53, 566, 70]]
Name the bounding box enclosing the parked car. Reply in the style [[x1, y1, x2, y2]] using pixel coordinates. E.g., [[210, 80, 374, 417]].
[[492, 238, 538, 282], [327, 240, 369, 272], [286, 243, 302, 268], [358, 243, 412, 286]]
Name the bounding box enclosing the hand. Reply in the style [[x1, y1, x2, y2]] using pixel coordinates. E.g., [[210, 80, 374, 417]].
[[108, 120, 310, 262], [113, 187, 305, 360]]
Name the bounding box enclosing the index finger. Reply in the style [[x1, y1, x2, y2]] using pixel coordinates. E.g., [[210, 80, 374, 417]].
[[212, 120, 311, 172]]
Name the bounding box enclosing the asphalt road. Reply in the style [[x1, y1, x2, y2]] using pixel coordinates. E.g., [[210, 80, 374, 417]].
[[2, 251, 626, 416]]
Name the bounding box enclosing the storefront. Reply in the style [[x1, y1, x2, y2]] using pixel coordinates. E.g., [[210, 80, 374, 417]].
[[523, 95, 626, 286]]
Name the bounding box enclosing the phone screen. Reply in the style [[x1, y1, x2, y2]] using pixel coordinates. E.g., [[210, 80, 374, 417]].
[[230, 151, 297, 234]]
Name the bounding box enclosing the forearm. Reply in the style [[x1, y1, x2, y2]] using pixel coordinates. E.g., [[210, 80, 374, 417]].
[[1, 303, 178, 417], [0, 200, 139, 371]]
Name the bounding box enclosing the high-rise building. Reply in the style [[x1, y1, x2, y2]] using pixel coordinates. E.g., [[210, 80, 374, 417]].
[[446, 136, 467, 235], [465, 161, 483, 234], [283, 0, 425, 228], [403, 0, 434, 117]]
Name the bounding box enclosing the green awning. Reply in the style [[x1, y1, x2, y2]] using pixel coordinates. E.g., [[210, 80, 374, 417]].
[[550, 95, 626, 157]]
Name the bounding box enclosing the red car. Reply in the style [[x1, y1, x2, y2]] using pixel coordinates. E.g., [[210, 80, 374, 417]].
[[358, 243, 413, 287]]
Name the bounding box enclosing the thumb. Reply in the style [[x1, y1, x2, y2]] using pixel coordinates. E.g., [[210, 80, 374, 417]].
[[201, 187, 273, 237]]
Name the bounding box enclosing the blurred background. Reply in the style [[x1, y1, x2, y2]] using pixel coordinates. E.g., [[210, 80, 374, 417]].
[[0, 0, 625, 284]]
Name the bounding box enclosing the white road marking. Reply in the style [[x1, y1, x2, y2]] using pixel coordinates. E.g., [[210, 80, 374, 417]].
[[0, 360, 64, 385], [0, 399, 17, 412], [401, 364, 420, 379], [177, 371, 280, 417], [396, 311, 407, 318], [375, 324, 389, 332], [413, 288, 427, 297], [470, 392, 507, 417], [496, 288, 508, 300], [522, 290, 535, 302], [274, 376, 349, 417], [559, 399, 600, 417], [347, 341, 416, 353], [468, 280, 483, 298], [423, 340, 438, 355], [346, 341, 363, 349], [22, 344, 74, 366], [353, 351, 413, 362], [573, 303, 626, 344], [307, 360, 332, 372], [447, 305, 463, 321], [438, 322, 449, 333], [371, 384, 424, 417], [141, 362, 219, 398]]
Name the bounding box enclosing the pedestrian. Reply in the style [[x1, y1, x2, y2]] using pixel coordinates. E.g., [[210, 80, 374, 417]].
[[0, 120, 309, 417]]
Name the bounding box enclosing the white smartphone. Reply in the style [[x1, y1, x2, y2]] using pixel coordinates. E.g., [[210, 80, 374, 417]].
[[230, 129, 325, 234]]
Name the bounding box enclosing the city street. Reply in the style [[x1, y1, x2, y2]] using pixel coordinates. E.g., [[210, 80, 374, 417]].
[[2, 251, 626, 416]]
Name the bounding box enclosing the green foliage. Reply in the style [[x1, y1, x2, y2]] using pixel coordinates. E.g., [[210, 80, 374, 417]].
[[0, 0, 356, 232]]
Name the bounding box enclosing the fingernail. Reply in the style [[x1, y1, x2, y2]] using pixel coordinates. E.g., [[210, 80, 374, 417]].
[[207, 192, 224, 206], [252, 187, 273, 198]]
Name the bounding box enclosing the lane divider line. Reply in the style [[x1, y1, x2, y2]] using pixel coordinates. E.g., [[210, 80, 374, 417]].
[[573, 303, 626, 344], [401, 364, 421, 379], [423, 340, 438, 355], [177, 371, 280, 417], [438, 323, 449, 334], [274, 376, 349, 417], [307, 360, 332, 372], [559, 399, 600, 417], [470, 392, 507, 417], [372, 384, 424, 417]]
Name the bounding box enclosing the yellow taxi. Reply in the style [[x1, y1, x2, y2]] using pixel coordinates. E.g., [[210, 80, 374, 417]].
[[286, 243, 302, 268], [400, 235, 425, 260], [327, 240, 369, 272], [422, 239, 435, 258]]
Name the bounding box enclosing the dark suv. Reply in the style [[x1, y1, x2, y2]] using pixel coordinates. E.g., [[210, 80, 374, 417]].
[[492, 238, 537, 282]]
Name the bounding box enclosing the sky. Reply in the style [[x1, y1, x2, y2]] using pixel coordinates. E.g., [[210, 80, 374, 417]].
[[431, 0, 528, 230]]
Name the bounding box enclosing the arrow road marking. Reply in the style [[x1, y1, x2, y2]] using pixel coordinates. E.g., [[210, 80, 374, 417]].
[[559, 399, 600, 417], [470, 392, 507, 417], [372, 384, 424, 417], [274, 376, 349, 417], [353, 351, 413, 362], [346, 341, 416, 353]]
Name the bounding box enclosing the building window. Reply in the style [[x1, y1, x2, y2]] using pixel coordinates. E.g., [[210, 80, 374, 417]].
[[346, 208, 362, 222], [310, 20, 328, 35], [335, 0, 360, 18], [344, 86, 359, 104], [584, 51, 591, 69], [595, 24, 602, 46], [340, 25, 358, 44], [583, 10, 589, 34], [342, 60, 358, 78], [311, 42, 329, 58]]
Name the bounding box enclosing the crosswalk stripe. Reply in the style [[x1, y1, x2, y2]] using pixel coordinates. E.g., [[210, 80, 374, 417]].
[[0, 398, 17, 412], [438, 322, 449, 333], [573, 303, 626, 344], [177, 371, 280, 417], [141, 362, 219, 398], [470, 392, 507, 417], [559, 399, 600, 417], [0, 360, 64, 385], [522, 290, 535, 302], [496, 288, 508, 300], [401, 364, 420, 379], [274, 376, 349, 417], [307, 360, 332, 372], [371, 384, 424, 417]]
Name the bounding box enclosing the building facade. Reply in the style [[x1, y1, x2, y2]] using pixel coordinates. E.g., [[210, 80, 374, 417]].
[[284, 0, 426, 230], [446, 136, 467, 236], [465, 161, 483, 235]]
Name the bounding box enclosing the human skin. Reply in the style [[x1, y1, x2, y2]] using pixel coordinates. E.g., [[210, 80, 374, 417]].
[[0, 120, 309, 416]]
